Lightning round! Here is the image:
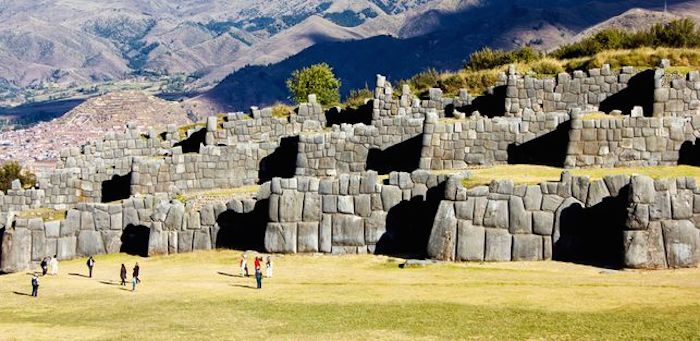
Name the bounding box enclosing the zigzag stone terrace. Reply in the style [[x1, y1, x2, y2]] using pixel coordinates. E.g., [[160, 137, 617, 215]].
[[2, 61, 700, 273]]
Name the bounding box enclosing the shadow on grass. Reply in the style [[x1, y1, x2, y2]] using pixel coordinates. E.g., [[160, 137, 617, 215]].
[[217, 271, 237, 277], [99, 280, 122, 286], [68, 273, 90, 278], [12, 291, 32, 296], [119, 287, 134, 292], [230, 284, 257, 290]]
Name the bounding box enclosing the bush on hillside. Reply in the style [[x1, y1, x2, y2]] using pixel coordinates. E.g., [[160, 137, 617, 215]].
[[466, 47, 541, 70], [344, 86, 373, 108], [530, 58, 564, 75], [0, 161, 36, 192], [286, 63, 342, 106], [551, 18, 700, 59]]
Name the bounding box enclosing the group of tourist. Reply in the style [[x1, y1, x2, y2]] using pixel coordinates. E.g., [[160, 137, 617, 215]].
[[28, 252, 271, 297], [29, 256, 143, 297], [39, 255, 59, 276], [239, 254, 273, 289]]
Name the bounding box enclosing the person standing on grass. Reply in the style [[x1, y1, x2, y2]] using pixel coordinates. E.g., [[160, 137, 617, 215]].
[[40, 257, 48, 276], [31, 273, 39, 297], [49, 255, 58, 275], [120, 264, 128, 286], [133, 263, 141, 283], [131, 275, 138, 291], [254, 257, 263, 289], [86, 256, 95, 278], [240, 254, 248, 277], [265, 255, 273, 278]]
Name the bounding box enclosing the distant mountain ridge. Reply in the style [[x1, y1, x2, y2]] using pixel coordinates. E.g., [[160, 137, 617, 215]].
[[191, 1, 700, 113]]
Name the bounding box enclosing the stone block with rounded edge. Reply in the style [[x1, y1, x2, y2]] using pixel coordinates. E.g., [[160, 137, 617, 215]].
[[332, 215, 364, 246], [456, 220, 484, 261], [512, 234, 542, 261], [297, 222, 319, 252], [485, 228, 511, 261], [661, 220, 700, 268], [427, 201, 457, 261], [265, 223, 297, 253]]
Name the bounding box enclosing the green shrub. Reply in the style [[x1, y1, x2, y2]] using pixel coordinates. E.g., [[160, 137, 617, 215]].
[[552, 18, 700, 59], [286, 63, 342, 106], [530, 59, 564, 75], [0, 161, 36, 192], [270, 103, 294, 118], [466, 47, 541, 70], [344, 86, 373, 108], [437, 74, 466, 96]]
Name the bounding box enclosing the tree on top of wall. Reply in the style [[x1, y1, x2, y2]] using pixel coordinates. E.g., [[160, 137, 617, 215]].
[[0, 161, 36, 192], [286, 63, 342, 106]]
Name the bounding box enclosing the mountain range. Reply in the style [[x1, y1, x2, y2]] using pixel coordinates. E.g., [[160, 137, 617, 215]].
[[0, 0, 698, 113]]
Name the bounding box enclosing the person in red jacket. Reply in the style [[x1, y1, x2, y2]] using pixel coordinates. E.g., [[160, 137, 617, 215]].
[[254, 257, 263, 289]]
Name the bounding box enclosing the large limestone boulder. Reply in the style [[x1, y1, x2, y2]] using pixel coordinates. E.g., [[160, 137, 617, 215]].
[[1, 228, 32, 273], [332, 215, 364, 246], [193, 228, 212, 250], [456, 220, 484, 261], [427, 201, 457, 261], [661, 220, 700, 268], [297, 222, 319, 252], [77, 230, 106, 256], [178, 230, 194, 253], [512, 234, 542, 261], [265, 223, 297, 253], [484, 228, 512, 261], [364, 211, 387, 245], [57, 236, 77, 260], [483, 200, 509, 229], [148, 222, 168, 256], [623, 222, 667, 269]]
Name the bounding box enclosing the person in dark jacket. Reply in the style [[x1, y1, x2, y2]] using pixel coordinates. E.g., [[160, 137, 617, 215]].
[[133, 263, 140, 283], [31, 273, 39, 297], [120, 264, 127, 286], [86, 256, 95, 278], [40, 257, 48, 276]]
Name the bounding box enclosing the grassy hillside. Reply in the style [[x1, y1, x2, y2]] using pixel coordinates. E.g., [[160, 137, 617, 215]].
[[0, 251, 698, 340]]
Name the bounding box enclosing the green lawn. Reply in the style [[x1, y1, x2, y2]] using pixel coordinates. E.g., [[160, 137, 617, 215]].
[[0, 251, 698, 340]]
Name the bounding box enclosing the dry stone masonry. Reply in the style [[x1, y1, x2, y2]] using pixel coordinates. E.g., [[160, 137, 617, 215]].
[[2, 60, 700, 273]]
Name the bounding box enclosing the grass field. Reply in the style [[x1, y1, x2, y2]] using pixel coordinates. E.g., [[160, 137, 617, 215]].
[[461, 164, 700, 188], [0, 251, 699, 340]]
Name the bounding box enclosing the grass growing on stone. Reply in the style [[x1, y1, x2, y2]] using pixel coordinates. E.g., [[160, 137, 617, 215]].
[[462, 164, 700, 188], [15, 208, 67, 221], [0, 251, 698, 340]]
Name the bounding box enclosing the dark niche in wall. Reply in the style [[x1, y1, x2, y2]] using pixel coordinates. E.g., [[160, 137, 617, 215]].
[[174, 128, 207, 154], [678, 138, 700, 166], [553, 186, 629, 269], [453, 85, 507, 118], [366, 134, 423, 175], [102, 172, 132, 203], [215, 199, 269, 252], [599, 69, 655, 116], [258, 136, 299, 183], [325, 102, 373, 126], [375, 182, 445, 258], [120, 224, 150, 257], [507, 121, 571, 168]]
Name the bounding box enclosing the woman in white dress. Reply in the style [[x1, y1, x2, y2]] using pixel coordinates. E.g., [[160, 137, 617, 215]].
[[49, 255, 59, 275], [265, 255, 273, 278]]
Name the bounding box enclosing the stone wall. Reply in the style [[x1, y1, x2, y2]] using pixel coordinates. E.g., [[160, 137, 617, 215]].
[[653, 68, 700, 117], [504, 65, 638, 115], [565, 114, 700, 168], [420, 110, 571, 169], [623, 176, 700, 268], [428, 173, 700, 268], [265, 170, 448, 255], [0, 188, 270, 273]]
